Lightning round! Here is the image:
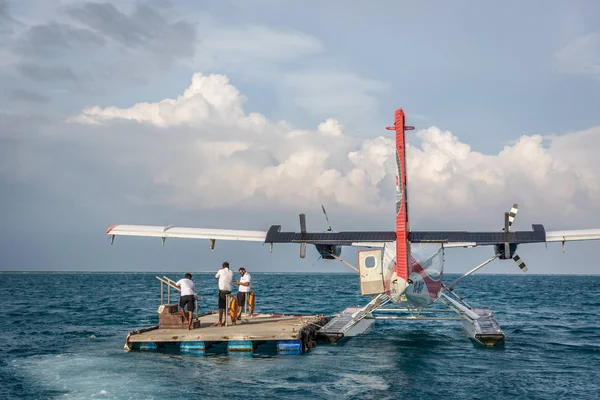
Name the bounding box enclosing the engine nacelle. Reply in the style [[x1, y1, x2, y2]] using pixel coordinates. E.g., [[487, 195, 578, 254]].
[[315, 244, 342, 259], [494, 243, 518, 260]]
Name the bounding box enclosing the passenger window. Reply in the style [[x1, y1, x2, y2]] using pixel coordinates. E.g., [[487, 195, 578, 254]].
[[365, 256, 377, 268]]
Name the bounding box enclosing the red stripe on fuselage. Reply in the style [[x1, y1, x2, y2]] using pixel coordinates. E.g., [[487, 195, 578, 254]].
[[409, 254, 443, 298]]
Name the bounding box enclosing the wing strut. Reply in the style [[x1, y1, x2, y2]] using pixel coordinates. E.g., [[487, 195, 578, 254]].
[[442, 255, 499, 293]]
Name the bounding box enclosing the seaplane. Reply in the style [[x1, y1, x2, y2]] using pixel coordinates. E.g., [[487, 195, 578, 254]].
[[106, 108, 600, 347]]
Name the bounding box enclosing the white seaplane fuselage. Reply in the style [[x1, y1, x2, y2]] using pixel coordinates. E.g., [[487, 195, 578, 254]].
[[383, 241, 444, 308]]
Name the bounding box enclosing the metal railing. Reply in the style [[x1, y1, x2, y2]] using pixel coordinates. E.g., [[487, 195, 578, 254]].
[[156, 276, 202, 321]]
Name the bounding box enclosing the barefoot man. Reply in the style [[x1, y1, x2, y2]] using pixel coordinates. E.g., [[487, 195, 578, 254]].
[[175, 273, 195, 330], [214, 262, 233, 326]]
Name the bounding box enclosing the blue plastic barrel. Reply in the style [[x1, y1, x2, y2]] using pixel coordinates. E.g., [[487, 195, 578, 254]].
[[137, 342, 157, 351], [180, 341, 206, 354], [227, 340, 254, 352], [277, 340, 302, 354]]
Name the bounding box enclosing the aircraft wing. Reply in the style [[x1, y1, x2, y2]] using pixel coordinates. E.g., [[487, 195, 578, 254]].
[[106, 225, 267, 242], [545, 229, 600, 243], [263, 225, 395, 246], [107, 223, 600, 248], [106, 224, 395, 248], [409, 225, 600, 248], [409, 224, 546, 248]]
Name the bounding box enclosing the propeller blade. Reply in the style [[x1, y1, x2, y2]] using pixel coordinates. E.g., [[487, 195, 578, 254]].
[[504, 242, 510, 258], [503, 211, 511, 258], [508, 204, 518, 228], [513, 254, 528, 272], [299, 214, 307, 258], [321, 205, 332, 231], [299, 213, 307, 233]]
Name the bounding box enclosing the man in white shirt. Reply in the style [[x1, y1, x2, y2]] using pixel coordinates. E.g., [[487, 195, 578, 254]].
[[175, 273, 195, 330], [214, 261, 233, 326], [235, 267, 251, 320]]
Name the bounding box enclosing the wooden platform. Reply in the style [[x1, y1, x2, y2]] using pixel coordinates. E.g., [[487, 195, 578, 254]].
[[125, 312, 330, 354]]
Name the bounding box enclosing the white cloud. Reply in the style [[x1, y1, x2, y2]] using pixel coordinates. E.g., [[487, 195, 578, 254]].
[[186, 19, 386, 127], [318, 118, 343, 136], [556, 33, 600, 77], [408, 127, 600, 226], [69, 73, 247, 126], [2, 1, 385, 129], [64, 72, 600, 229]]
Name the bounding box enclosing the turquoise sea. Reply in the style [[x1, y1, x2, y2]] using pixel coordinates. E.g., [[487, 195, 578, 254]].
[[1, 273, 599, 399]]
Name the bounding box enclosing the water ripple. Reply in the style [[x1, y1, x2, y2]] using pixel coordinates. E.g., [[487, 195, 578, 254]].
[[1, 273, 599, 399]]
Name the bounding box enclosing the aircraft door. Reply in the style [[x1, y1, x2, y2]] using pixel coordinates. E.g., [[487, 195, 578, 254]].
[[358, 249, 385, 295]]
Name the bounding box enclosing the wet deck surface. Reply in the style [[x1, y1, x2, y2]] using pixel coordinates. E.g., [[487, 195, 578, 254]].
[[127, 313, 326, 343]]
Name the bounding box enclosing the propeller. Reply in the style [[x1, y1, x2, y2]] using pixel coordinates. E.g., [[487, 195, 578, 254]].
[[299, 213, 307, 258], [299, 207, 335, 259], [513, 254, 527, 272], [500, 204, 528, 272], [321, 205, 333, 231]]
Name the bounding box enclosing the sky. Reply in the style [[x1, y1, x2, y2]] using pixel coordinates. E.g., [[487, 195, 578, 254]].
[[1, 0, 599, 274]]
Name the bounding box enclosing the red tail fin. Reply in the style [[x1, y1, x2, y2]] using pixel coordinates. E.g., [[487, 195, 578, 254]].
[[387, 108, 413, 281]]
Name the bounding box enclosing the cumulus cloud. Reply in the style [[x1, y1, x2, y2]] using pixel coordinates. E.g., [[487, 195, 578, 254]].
[[69, 73, 249, 126], [189, 24, 383, 127], [318, 118, 343, 136], [408, 128, 600, 226], [65, 72, 600, 228], [1, 0, 378, 120]]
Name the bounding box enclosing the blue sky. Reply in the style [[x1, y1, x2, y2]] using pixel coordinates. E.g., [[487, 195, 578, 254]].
[[1, 0, 599, 274]]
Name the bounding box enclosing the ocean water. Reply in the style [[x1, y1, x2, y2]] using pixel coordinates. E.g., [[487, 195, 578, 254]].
[[1, 273, 599, 399]]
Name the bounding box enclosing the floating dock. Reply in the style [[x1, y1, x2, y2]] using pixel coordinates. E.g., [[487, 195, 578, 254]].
[[125, 311, 330, 355], [124, 276, 376, 355]]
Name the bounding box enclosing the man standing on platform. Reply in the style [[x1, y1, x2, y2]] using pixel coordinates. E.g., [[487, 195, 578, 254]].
[[214, 261, 233, 326], [175, 273, 195, 330], [235, 267, 251, 321]]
